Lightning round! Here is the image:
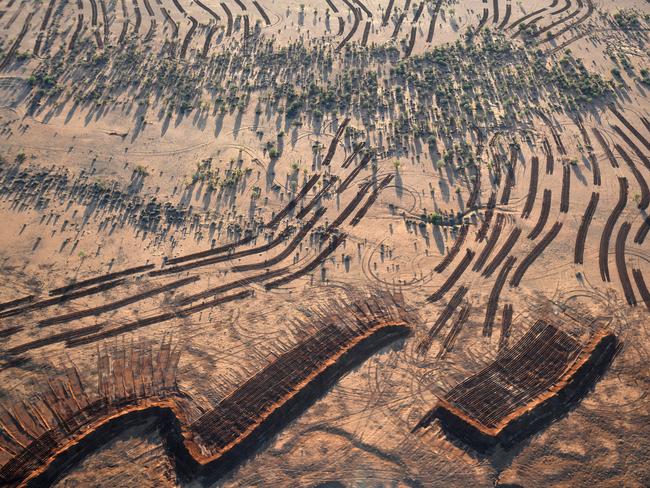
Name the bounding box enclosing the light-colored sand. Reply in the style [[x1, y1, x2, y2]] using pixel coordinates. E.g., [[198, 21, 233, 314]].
[[0, 0, 648, 486]]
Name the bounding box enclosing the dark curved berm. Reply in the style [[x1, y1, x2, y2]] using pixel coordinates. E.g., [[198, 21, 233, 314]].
[[413, 321, 618, 453], [1, 292, 416, 487]]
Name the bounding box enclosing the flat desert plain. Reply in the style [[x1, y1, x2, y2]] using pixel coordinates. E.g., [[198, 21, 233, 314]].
[[0, 0, 648, 486]]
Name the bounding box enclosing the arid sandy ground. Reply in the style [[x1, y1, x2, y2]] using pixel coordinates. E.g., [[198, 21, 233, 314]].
[[0, 0, 648, 486]]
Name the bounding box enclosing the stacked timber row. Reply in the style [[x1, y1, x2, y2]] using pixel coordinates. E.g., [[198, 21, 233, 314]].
[[0, 290, 415, 486], [413, 320, 618, 452], [183, 289, 415, 476], [0, 339, 182, 486]]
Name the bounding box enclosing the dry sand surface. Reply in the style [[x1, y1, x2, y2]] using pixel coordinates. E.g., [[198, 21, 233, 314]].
[[0, 0, 648, 486]]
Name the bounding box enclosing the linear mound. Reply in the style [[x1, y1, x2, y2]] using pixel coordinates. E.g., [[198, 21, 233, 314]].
[[184, 292, 413, 474], [0, 339, 183, 487], [0, 290, 415, 487], [413, 320, 617, 452]]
